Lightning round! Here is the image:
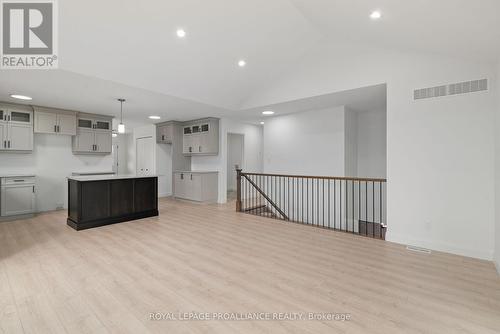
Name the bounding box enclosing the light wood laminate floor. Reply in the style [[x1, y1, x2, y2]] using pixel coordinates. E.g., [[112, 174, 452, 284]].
[[0, 197, 499, 334]]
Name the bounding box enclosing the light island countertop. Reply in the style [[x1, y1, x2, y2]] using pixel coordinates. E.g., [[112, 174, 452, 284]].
[[67, 174, 160, 182]]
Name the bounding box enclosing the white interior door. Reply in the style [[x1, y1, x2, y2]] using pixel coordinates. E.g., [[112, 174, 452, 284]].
[[136, 136, 154, 176]]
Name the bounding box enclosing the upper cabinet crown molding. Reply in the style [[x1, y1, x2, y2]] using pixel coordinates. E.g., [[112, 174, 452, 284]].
[[33, 106, 77, 136]]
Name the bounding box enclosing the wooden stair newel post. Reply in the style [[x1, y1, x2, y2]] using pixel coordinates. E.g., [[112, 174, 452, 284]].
[[236, 168, 242, 212]]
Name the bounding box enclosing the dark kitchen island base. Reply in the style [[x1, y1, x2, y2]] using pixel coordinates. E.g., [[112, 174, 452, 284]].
[[67, 175, 158, 231]]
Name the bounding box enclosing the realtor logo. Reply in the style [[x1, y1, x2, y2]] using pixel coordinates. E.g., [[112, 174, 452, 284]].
[[1, 0, 58, 69]]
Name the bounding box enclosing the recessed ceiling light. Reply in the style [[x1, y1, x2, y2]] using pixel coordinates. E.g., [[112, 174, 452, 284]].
[[238, 60, 246, 67], [370, 10, 382, 20], [262, 110, 274, 115], [260, 121, 265, 125], [176, 29, 186, 38], [10, 94, 32, 100], [149, 116, 161, 120]]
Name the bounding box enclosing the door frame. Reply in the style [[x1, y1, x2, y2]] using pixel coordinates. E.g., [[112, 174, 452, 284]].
[[226, 132, 245, 194]]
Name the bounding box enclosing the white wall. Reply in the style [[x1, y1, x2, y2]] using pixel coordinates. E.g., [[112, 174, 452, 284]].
[[357, 109, 387, 178], [263, 106, 346, 176], [0, 134, 113, 212], [344, 108, 358, 177], [243, 43, 496, 260], [227, 133, 244, 191], [191, 118, 263, 203]]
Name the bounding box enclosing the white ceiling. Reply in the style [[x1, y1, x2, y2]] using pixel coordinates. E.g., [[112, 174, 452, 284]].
[[290, 0, 500, 62], [237, 84, 387, 122], [0, 0, 499, 126]]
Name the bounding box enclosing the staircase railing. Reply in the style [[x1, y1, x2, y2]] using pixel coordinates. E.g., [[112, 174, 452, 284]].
[[236, 169, 387, 239]]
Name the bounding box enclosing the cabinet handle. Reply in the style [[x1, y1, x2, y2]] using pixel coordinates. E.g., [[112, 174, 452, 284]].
[[162, 135, 165, 141], [8, 140, 10, 148], [57, 125, 60, 132], [33, 186, 35, 193], [54, 125, 57, 132], [13, 180, 24, 182], [181, 173, 184, 180], [190, 174, 193, 180], [199, 146, 201, 152]]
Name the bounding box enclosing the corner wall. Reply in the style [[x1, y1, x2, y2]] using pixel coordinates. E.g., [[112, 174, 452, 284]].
[[191, 118, 263, 203], [243, 43, 496, 260], [263, 106, 346, 176]]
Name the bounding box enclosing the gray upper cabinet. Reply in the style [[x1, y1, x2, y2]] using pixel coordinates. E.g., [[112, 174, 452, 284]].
[[0, 105, 33, 152], [34, 107, 77, 135], [156, 122, 174, 144], [72, 113, 113, 154], [182, 118, 219, 155]]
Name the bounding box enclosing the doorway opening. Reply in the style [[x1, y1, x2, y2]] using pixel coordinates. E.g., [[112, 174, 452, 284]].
[[227, 133, 244, 201]]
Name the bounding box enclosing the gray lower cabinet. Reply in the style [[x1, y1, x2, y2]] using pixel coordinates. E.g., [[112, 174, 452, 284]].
[[1, 176, 36, 217], [174, 171, 218, 203]]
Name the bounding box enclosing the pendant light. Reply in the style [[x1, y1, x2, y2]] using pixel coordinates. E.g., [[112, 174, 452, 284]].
[[117, 98, 126, 134]]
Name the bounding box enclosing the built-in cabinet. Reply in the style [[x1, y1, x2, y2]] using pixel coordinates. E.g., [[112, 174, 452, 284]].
[[182, 118, 219, 155], [1, 176, 36, 217], [34, 107, 77, 135], [0, 105, 33, 151], [72, 113, 113, 154], [156, 122, 174, 144], [174, 171, 218, 202]]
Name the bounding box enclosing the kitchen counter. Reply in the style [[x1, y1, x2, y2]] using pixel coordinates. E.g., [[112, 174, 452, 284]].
[[68, 174, 160, 182], [174, 171, 219, 174], [67, 175, 158, 230], [0, 174, 36, 178], [71, 171, 115, 176]]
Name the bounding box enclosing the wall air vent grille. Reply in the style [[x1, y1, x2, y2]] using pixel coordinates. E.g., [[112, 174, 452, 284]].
[[414, 79, 487, 100]]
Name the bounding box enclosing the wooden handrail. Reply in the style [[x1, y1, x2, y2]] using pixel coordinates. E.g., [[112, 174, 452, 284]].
[[241, 172, 386, 183]]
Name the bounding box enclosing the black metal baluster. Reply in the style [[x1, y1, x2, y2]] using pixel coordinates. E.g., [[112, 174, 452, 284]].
[[328, 179, 331, 228], [352, 180, 354, 234], [358, 180, 361, 234], [334, 179, 337, 230], [302, 178, 304, 223], [372, 181, 375, 238], [380, 181, 383, 239], [365, 181, 368, 235], [340, 180, 342, 231]]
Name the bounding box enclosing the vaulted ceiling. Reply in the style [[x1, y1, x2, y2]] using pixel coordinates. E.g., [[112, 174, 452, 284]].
[[1, 0, 499, 124]]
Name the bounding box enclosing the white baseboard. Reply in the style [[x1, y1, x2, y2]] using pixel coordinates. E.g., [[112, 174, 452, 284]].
[[386, 231, 494, 261]]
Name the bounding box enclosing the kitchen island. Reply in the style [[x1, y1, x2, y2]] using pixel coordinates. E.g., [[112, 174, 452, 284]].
[[67, 174, 158, 230]]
